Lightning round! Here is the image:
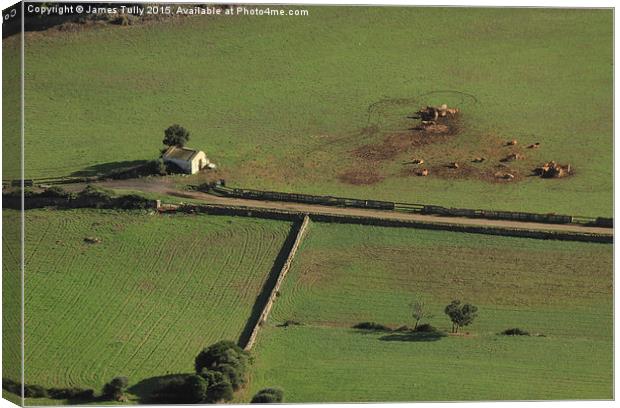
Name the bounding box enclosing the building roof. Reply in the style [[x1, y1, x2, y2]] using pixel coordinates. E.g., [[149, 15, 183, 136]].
[[162, 146, 203, 162]]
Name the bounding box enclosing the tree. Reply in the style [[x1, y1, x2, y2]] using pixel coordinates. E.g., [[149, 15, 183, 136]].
[[251, 388, 284, 403], [149, 375, 207, 404], [411, 297, 433, 330], [102, 376, 128, 401], [202, 370, 234, 403], [183, 375, 208, 403], [444, 300, 478, 333], [195, 340, 251, 391], [163, 124, 190, 147], [195, 340, 248, 373]]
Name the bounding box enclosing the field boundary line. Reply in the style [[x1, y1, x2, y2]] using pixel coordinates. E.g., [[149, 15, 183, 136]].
[[243, 215, 310, 350], [167, 203, 612, 244]]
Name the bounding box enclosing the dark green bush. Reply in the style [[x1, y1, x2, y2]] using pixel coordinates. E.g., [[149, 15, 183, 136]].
[[163, 124, 190, 147], [146, 159, 167, 176], [149, 374, 207, 404], [77, 185, 114, 208], [113, 194, 152, 209], [251, 387, 284, 403], [277, 320, 302, 327], [2, 378, 21, 395], [353, 322, 391, 331], [39, 186, 70, 199], [501, 328, 530, 336], [414, 323, 439, 333], [102, 376, 129, 401], [24, 384, 48, 398], [195, 340, 251, 390], [47, 387, 95, 400], [202, 370, 234, 403]]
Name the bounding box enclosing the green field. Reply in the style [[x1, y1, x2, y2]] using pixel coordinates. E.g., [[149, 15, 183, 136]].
[[12, 7, 612, 216], [247, 222, 613, 401], [8, 209, 292, 400]]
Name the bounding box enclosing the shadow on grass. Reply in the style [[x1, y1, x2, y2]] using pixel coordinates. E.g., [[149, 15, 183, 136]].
[[379, 331, 447, 342], [70, 160, 148, 177], [127, 373, 190, 404], [237, 219, 304, 348], [353, 328, 393, 335]]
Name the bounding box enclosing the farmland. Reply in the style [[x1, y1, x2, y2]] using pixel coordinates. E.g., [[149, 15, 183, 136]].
[[247, 222, 613, 401], [7, 209, 292, 401], [14, 7, 613, 216]]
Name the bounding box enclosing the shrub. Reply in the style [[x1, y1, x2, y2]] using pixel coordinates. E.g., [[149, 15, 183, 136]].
[[146, 158, 167, 176], [414, 323, 439, 333], [277, 320, 302, 327], [77, 185, 114, 208], [24, 384, 48, 398], [195, 340, 251, 390], [501, 328, 530, 336], [251, 387, 284, 403], [113, 194, 152, 210], [202, 370, 234, 403], [2, 378, 21, 395], [47, 387, 95, 400], [148, 375, 189, 403], [163, 124, 190, 147], [39, 186, 70, 199], [150, 374, 207, 403], [353, 322, 391, 332], [102, 376, 129, 401], [444, 300, 478, 333]]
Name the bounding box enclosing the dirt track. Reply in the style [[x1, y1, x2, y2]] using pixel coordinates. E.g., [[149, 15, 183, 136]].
[[74, 178, 613, 237]]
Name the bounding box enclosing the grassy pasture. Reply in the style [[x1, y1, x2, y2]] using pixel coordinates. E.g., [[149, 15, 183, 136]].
[[18, 7, 612, 216], [7, 209, 292, 400], [247, 222, 613, 401]]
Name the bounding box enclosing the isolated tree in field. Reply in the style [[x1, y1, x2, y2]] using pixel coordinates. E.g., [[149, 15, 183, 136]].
[[411, 297, 433, 330], [444, 300, 478, 333], [163, 124, 190, 147]]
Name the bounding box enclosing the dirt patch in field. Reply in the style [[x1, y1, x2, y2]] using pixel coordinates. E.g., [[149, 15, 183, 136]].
[[340, 116, 463, 185], [353, 117, 461, 162], [413, 163, 525, 184], [343, 97, 558, 185], [338, 167, 385, 185]]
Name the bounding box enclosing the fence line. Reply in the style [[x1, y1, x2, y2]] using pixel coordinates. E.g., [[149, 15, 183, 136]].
[[243, 215, 311, 350], [207, 185, 611, 228]]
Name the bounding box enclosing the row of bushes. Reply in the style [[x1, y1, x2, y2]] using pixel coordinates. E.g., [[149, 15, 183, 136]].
[[147, 341, 251, 403], [2, 378, 124, 402], [147, 341, 284, 404], [4, 342, 284, 404], [353, 321, 442, 334], [354, 322, 540, 339], [5, 185, 155, 210]]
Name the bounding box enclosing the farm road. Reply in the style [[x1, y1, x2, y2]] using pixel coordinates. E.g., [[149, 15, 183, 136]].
[[69, 178, 613, 236]]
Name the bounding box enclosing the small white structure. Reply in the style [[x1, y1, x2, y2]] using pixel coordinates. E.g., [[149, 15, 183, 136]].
[[162, 146, 209, 174]]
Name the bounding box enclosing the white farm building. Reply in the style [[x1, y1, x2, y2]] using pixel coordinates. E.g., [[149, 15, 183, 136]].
[[162, 146, 209, 174]]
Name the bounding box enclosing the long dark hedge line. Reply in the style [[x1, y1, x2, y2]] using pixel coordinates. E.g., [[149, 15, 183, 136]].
[[3, 185, 156, 210], [2, 378, 95, 402]]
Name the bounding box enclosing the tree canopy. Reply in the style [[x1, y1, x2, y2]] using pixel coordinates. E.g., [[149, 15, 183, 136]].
[[163, 124, 190, 147], [251, 388, 284, 403], [444, 300, 478, 333]]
